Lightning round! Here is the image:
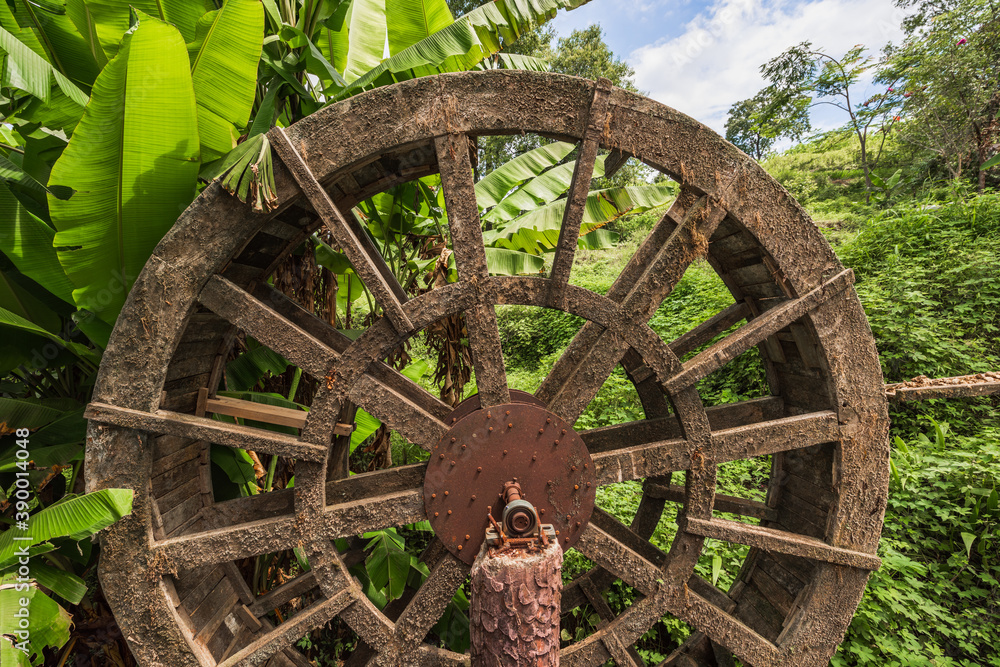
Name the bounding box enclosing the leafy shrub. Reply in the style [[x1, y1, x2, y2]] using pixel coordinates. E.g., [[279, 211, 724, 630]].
[[835, 422, 1000, 666]]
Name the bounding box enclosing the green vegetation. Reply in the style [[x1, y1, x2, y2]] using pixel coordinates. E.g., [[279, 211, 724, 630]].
[[1, 0, 998, 663]]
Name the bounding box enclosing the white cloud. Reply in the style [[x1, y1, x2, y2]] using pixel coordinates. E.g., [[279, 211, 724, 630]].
[[630, 0, 907, 133]]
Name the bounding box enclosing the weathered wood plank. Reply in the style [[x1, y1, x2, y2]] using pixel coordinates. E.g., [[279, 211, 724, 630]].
[[683, 517, 880, 570], [665, 270, 854, 392], [86, 403, 329, 462], [270, 127, 412, 333]]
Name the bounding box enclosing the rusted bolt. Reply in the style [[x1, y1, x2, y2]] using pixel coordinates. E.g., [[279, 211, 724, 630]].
[[487, 505, 492, 512], [451, 460, 456, 466], [555, 530, 560, 536], [508, 423, 513, 428], [431, 493, 437, 499], [457, 545, 463, 551], [571, 465, 577, 471], [547, 480, 552, 485], [503, 450, 507, 456], [561, 429, 567, 434], [538, 428, 544, 434], [532, 455, 537, 461], [565, 515, 571, 521], [452, 417, 457, 423], [451, 437, 456, 443], [554, 440, 560, 445], [439, 454, 445, 459], [444, 491, 449, 496], [584, 463, 589, 469], [546, 418, 551, 424], [586, 482, 592, 488], [471, 495, 477, 501], [505, 410, 510, 415], [487, 411, 492, 418], [565, 537, 570, 543], [489, 427, 493, 432], [575, 521, 581, 527], [447, 510, 452, 515], [477, 467, 482, 472], [462, 444, 466, 450], [466, 534, 471, 540], [434, 512, 439, 517], [574, 485, 579, 490], [539, 509, 545, 515]]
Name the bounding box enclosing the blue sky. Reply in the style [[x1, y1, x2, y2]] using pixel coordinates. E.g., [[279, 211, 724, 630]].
[[551, 0, 907, 136]]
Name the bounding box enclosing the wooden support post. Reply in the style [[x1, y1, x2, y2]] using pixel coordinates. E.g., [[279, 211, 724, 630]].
[[469, 542, 563, 667]]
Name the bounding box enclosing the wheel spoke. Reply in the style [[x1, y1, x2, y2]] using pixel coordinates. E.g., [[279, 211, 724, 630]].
[[663, 588, 781, 667], [200, 276, 449, 447], [394, 552, 469, 644], [710, 411, 840, 464], [548, 78, 612, 294], [200, 274, 336, 377], [434, 132, 510, 407], [580, 396, 785, 453], [434, 133, 489, 281], [323, 463, 426, 537], [668, 301, 752, 358], [591, 507, 667, 565], [85, 402, 328, 461], [578, 578, 646, 667], [538, 192, 727, 423], [151, 514, 301, 573], [573, 522, 663, 596], [251, 282, 453, 423], [665, 270, 854, 392], [562, 591, 673, 666], [270, 128, 412, 333], [682, 517, 881, 570], [246, 572, 319, 617], [217, 589, 354, 667]]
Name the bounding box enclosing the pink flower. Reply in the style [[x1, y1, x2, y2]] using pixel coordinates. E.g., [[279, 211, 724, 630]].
[[888, 87, 895, 92], [958, 38, 968, 45]]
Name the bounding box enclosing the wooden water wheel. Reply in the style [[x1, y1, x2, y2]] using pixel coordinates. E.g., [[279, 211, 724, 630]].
[[85, 71, 890, 667]]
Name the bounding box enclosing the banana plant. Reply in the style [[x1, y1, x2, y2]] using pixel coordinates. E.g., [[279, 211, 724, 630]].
[[0, 488, 133, 665], [0, 1, 595, 658]]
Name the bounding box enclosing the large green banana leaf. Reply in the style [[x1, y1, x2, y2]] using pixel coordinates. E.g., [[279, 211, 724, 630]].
[[65, 0, 109, 70], [49, 13, 201, 324], [335, 0, 592, 98], [4, 0, 102, 87], [338, 0, 389, 81], [483, 153, 607, 223], [385, 0, 453, 56], [484, 246, 545, 275], [0, 304, 97, 364], [80, 0, 214, 59], [0, 183, 75, 305], [189, 0, 265, 160], [485, 183, 676, 252], [0, 272, 61, 333], [474, 141, 576, 209], [0, 24, 88, 105], [0, 577, 71, 666], [0, 489, 133, 567]]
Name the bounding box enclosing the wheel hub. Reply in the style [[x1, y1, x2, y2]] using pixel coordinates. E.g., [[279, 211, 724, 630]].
[[424, 401, 596, 564]]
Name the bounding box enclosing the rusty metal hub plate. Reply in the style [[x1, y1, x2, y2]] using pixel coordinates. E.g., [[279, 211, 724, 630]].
[[424, 402, 596, 564]]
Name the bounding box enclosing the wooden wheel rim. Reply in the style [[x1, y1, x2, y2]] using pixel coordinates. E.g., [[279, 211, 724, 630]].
[[85, 71, 889, 667]]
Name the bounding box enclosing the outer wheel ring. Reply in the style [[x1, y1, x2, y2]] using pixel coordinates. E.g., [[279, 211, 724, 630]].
[[85, 71, 889, 667]]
